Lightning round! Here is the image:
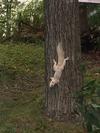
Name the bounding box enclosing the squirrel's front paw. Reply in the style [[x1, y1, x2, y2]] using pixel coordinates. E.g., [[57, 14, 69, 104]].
[[65, 57, 69, 61]]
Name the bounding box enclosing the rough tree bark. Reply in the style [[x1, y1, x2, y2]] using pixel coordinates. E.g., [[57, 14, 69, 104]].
[[45, 0, 83, 122]]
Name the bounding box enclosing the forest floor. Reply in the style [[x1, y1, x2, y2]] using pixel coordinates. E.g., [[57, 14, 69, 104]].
[[0, 43, 99, 133]]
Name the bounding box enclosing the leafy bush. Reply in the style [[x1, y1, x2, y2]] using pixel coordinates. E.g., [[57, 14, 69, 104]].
[[76, 80, 100, 133], [17, 0, 44, 30], [88, 5, 100, 27]]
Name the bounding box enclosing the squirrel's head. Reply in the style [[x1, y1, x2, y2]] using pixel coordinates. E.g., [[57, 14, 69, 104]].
[[49, 77, 59, 87]]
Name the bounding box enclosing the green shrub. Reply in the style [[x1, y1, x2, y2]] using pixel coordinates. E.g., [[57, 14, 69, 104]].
[[76, 80, 100, 133]]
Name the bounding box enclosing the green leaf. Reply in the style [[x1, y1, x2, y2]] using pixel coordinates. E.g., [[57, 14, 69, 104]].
[[92, 104, 100, 109]]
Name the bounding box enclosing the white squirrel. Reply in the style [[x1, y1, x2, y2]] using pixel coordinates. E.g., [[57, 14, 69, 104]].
[[49, 42, 69, 87]]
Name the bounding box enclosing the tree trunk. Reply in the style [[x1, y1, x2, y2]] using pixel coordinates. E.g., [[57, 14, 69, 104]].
[[45, 0, 83, 122], [79, 5, 89, 34], [6, 0, 12, 38]]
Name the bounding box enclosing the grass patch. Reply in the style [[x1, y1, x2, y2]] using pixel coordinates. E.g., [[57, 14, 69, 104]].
[[0, 43, 99, 133], [0, 43, 44, 76]]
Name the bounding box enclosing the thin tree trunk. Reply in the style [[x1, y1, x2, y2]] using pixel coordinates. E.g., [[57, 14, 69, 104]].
[[45, 0, 83, 122], [79, 5, 89, 34], [6, 0, 12, 38]]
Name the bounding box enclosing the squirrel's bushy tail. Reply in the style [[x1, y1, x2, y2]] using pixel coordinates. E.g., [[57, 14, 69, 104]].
[[57, 42, 64, 65]]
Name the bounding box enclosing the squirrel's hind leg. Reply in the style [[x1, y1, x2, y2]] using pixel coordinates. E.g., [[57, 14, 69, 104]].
[[61, 57, 69, 70], [53, 59, 58, 71]]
